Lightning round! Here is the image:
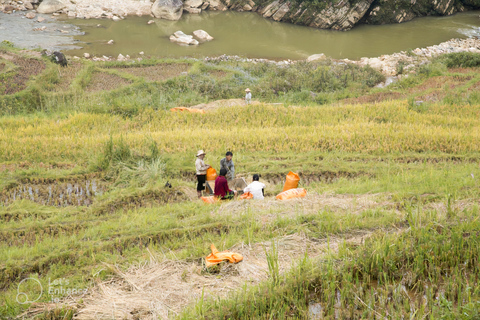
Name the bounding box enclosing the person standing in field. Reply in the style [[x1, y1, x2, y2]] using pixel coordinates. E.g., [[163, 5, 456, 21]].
[[220, 151, 235, 181], [195, 150, 210, 198], [244, 88, 251, 104], [244, 174, 266, 200], [214, 168, 237, 200]]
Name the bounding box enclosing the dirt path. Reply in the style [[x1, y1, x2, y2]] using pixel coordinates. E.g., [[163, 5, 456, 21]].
[[188, 99, 261, 111]]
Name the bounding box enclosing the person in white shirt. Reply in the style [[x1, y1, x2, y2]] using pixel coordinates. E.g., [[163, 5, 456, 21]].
[[244, 174, 265, 200], [195, 150, 210, 198], [244, 88, 252, 104]]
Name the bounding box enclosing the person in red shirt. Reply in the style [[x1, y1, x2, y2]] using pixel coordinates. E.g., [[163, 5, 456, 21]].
[[214, 168, 237, 200]]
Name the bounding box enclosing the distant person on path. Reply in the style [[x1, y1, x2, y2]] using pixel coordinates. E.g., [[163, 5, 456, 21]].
[[220, 151, 235, 181], [244, 88, 251, 104], [214, 168, 236, 200], [244, 174, 266, 200], [195, 150, 210, 198]]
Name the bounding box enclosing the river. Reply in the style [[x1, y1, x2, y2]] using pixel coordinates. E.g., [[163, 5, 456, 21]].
[[2, 10, 480, 60]]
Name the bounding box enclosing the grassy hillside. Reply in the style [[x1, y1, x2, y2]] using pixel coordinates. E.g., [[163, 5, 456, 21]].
[[1, 42, 480, 319]]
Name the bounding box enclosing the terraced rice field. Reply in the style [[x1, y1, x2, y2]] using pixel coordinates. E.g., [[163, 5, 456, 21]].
[[1, 45, 479, 319]]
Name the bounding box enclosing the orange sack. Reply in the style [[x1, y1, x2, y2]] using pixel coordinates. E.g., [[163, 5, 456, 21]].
[[170, 107, 206, 114], [206, 167, 217, 181], [201, 196, 218, 204], [239, 192, 253, 200], [282, 171, 300, 192], [205, 244, 243, 268], [276, 188, 307, 200]]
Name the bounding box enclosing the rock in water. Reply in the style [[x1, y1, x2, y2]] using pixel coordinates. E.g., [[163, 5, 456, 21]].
[[152, 0, 183, 20], [193, 30, 213, 41], [170, 31, 199, 45], [306, 53, 326, 62], [147, 20, 155, 24], [25, 12, 36, 19], [37, 0, 67, 14], [107, 39, 114, 44]]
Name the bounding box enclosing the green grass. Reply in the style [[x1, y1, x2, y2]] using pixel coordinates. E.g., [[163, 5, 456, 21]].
[[1, 45, 480, 319], [180, 209, 480, 319]]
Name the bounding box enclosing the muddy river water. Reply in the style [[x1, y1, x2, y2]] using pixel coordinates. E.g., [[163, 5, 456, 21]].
[[1, 10, 480, 60]]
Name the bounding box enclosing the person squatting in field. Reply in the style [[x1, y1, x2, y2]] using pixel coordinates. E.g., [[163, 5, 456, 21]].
[[214, 168, 237, 200], [220, 151, 235, 181], [195, 150, 210, 198], [243, 174, 266, 200]]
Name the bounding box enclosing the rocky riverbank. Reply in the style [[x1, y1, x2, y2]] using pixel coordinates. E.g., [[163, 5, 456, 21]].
[[75, 37, 480, 85], [202, 38, 480, 78], [1, 0, 479, 30]]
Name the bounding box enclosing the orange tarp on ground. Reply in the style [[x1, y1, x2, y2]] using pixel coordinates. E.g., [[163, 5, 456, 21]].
[[276, 188, 307, 200], [239, 192, 253, 200], [205, 244, 243, 268], [282, 171, 300, 192], [201, 196, 218, 204], [170, 107, 206, 114]]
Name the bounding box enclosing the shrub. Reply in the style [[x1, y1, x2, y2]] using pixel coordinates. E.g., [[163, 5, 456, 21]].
[[441, 52, 480, 68]]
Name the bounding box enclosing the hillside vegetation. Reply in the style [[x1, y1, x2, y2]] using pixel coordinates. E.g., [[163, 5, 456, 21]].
[[1, 42, 480, 319]]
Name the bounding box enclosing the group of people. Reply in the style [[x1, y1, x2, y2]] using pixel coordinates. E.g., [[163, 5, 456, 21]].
[[195, 150, 265, 200]]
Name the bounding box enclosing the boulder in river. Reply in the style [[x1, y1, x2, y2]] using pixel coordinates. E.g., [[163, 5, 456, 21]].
[[152, 0, 183, 20], [193, 29, 213, 41], [306, 53, 326, 62], [169, 31, 199, 45], [37, 0, 67, 14]]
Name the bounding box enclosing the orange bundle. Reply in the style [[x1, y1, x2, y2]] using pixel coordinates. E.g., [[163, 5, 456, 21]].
[[206, 167, 217, 181], [239, 192, 253, 200], [282, 171, 300, 192], [170, 107, 206, 114], [205, 244, 243, 268], [276, 188, 307, 200], [201, 196, 218, 204]]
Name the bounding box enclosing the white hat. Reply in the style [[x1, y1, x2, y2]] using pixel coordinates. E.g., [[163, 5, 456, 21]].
[[196, 150, 206, 157], [245, 88, 251, 92]]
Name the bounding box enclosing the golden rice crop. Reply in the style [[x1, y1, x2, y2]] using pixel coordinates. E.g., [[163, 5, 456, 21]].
[[0, 102, 479, 163]]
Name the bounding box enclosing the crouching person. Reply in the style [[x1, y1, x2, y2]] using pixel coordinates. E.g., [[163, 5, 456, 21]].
[[244, 174, 265, 200], [214, 169, 237, 200]]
